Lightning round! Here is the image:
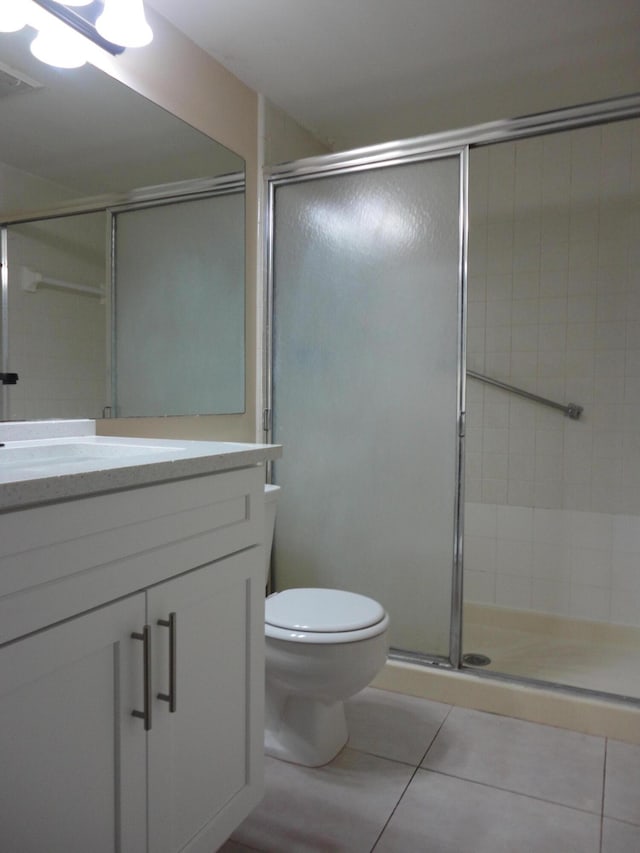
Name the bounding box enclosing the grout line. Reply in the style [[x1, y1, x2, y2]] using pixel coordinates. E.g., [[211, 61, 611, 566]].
[[421, 766, 604, 819], [417, 703, 455, 765], [599, 737, 608, 853], [369, 763, 421, 852], [369, 706, 453, 851]]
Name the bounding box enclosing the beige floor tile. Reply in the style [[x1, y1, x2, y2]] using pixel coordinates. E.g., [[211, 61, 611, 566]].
[[345, 687, 451, 765], [231, 748, 414, 853], [601, 818, 640, 853], [421, 706, 605, 811], [374, 770, 601, 853], [604, 740, 640, 825]]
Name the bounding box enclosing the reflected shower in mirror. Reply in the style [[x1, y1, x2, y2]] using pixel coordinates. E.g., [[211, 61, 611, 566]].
[[0, 26, 245, 421]]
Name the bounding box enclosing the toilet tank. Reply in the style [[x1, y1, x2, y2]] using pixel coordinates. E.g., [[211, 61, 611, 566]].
[[264, 484, 280, 584]]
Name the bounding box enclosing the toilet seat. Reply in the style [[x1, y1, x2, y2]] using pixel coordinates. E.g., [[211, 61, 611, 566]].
[[265, 588, 389, 644]]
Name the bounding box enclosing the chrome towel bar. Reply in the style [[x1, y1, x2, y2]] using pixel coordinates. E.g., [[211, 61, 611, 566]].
[[467, 370, 583, 420]]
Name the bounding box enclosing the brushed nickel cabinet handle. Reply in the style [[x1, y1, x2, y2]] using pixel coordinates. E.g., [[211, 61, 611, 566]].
[[157, 612, 177, 713], [131, 625, 152, 731]]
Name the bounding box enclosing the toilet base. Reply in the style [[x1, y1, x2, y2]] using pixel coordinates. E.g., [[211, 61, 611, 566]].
[[264, 693, 348, 767]]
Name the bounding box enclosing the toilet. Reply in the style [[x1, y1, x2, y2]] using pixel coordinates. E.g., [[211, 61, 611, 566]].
[[263, 484, 389, 767]]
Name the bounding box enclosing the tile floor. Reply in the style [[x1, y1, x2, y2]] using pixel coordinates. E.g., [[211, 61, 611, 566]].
[[220, 687, 640, 853]]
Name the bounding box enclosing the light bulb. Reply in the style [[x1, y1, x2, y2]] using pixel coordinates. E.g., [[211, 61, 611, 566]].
[[51, 0, 92, 6], [30, 17, 88, 68], [0, 0, 29, 33], [96, 0, 153, 48]]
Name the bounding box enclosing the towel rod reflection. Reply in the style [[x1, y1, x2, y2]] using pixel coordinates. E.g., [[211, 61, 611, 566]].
[[20, 266, 104, 298], [467, 370, 583, 420]]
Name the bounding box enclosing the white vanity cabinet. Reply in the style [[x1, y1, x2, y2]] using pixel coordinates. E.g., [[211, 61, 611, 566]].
[[147, 549, 264, 853], [0, 593, 148, 853], [0, 462, 269, 853]]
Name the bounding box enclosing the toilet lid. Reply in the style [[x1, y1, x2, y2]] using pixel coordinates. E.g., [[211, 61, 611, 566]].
[[265, 588, 386, 633]]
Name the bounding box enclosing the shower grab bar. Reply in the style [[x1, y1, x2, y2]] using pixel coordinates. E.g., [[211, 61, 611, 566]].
[[467, 370, 583, 420]]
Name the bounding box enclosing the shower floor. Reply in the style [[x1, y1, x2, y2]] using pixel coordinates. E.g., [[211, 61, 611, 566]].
[[463, 604, 640, 701]]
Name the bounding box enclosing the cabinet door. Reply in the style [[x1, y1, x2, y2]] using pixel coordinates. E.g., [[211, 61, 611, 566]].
[[147, 547, 265, 853], [0, 595, 147, 853]]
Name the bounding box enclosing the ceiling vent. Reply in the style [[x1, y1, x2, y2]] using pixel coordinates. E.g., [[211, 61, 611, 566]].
[[0, 61, 43, 100]]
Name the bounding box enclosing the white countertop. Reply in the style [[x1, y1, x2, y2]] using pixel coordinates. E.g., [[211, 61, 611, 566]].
[[0, 422, 281, 512]]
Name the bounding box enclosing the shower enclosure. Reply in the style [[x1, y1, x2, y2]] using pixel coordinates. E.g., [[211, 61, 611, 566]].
[[266, 94, 640, 707], [463, 115, 640, 700]]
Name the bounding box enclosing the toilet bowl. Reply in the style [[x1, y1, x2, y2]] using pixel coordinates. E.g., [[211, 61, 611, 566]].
[[263, 485, 389, 767]]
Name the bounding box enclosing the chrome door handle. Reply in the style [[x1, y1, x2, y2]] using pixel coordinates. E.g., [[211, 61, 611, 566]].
[[131, 625, 152, 731], [157, 613, 177, 713]]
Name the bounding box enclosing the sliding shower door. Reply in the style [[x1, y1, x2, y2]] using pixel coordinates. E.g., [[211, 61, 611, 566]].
[[269, 151, 463, 658]]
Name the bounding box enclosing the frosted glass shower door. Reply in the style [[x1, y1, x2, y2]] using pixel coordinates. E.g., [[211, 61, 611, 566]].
[[113, 193, 244, 417], [271, 154, 462, 657]]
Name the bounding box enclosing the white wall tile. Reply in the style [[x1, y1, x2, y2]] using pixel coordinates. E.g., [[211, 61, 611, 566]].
[[531, 579, 570, 614], [483, 453, 509, 480], [534, 454, 563, 482], [463, 570, 496, 605], [569, 584, 611, 621], [507, 480, 535, 506], [532, 542, 571, 582], [610, 587, 640, 627], [495, 574, 532, 608], [569, 511, 613, 549], [570, 547, 612, 588], [595, 321, 627, 350], [496, 505, 533, 541], [563, 454, 592, 485], [465, 534, 497, 574], [464, 503, 497, 537], [510, 325, 538, 353], [533, 480, 563, 508], [482, 479, 508, 504], [496, 539, 533, 575], [533, 508, 570, 545], [613, 515, 640, 553], [509, 429, 535, 454], [508, 454, 535, 481], [611, 551, 640, 593], [538, 324, 567, 352], [538, 297, 568, 325]]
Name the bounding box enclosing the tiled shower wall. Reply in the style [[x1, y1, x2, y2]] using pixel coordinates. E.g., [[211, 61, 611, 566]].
[[464, 119, 640, 625], [464, 503, 640, 627]]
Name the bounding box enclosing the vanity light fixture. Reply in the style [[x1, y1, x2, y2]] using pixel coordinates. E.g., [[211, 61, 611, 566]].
[[0, 0, 153, 69], [96, 0, 153, 48], [30, 13, 91, 68]]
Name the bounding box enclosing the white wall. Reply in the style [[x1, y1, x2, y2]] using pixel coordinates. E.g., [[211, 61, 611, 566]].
[[464, 118, 640, 625], [263, 99, 331, 165]]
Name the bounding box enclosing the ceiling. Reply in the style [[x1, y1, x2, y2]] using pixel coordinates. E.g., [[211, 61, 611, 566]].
[[147, 0, 640, 150]]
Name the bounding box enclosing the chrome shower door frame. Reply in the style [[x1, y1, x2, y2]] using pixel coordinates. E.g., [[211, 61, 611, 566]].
[[264, 141, 469, 669]]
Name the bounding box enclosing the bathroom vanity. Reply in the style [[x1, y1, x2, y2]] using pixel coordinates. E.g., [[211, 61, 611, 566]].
[[0, 421, 281, 853]]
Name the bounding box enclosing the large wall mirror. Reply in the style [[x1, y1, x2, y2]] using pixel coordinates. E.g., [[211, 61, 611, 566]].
[[0, 27, 246, 421]]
